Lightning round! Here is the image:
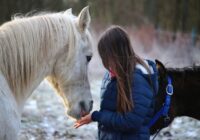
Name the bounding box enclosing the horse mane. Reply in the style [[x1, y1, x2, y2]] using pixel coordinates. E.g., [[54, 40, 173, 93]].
[[0, 11, 77, 95], [166, 65, 200, 87], [167, 65, 200, 74]]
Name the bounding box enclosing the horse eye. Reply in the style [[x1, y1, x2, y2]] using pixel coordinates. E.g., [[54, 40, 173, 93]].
[[86, 55, 92, 62]]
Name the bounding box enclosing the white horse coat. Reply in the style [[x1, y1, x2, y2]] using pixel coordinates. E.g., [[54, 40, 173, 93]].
[[0, 7, 93, 140]]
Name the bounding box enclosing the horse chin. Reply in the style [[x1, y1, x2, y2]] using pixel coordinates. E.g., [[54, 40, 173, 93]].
[[66, 110, 82, 120], [66, 111, 78, 120], [67, 109, 90, 120]]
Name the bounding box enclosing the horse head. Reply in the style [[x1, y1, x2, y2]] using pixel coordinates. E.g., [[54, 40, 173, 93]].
[[150, 59, 175, 134], [47, 7, 93, 119]]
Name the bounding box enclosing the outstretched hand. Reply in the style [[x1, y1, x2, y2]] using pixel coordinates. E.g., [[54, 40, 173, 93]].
[[74, 114, 92, 128]]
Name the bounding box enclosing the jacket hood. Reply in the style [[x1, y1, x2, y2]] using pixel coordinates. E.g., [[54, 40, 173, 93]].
[[135, 60, 156, 75], [135, 59, 158, 94]]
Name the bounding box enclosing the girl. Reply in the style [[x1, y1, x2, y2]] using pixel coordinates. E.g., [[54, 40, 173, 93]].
[[74, 26, 158, 140]]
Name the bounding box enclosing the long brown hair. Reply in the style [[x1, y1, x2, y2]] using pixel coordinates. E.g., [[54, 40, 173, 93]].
[[98, 26, 150, 113]]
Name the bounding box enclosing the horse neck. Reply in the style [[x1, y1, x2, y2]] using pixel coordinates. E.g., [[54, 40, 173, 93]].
[[167, 67, 200, 120], [0, 15, 71, 112]]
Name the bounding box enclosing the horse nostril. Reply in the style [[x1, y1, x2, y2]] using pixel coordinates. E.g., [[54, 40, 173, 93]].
[[79, 101, 86, 111], [89, 100, 93, 110], [80, 100, 93, 112], [90, 100, 93, 106]]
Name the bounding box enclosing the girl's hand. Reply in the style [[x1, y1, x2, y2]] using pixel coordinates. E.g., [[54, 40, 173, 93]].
[[74, 114, 92, 128]]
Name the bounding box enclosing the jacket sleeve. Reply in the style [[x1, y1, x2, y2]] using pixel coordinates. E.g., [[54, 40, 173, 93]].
[[91, 74, 154, 132]]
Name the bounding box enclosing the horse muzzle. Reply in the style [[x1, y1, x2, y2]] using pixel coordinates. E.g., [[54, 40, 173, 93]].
[[67, 100, 93, 119], [80, 100, 93, 117]]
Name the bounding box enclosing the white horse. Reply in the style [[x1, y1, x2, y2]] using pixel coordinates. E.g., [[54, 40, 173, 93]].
[[0, 6, 93, 140]]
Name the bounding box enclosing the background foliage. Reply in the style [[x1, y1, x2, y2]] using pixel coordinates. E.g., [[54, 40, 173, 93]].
[[0, 0, 199, 34]]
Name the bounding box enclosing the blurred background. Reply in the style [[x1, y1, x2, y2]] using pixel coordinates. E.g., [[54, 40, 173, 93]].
[[1, 0, 200, 33], [1, 0, 200, 140], [1, 0, 200, 66]]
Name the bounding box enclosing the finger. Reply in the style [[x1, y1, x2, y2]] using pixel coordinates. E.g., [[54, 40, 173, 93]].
[[74, 123, 80, 128], [76, 120, 83, 124], [74, 123, 83, 129], [74, 122, 84, 127], [74, 123, 78, 127], [76, 117, 84, 123], [76, 117, 87, 124], [74, 119, 88, 128]]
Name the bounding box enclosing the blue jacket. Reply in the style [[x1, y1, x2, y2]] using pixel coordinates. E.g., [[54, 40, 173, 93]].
[[91, 60, 158, 140]]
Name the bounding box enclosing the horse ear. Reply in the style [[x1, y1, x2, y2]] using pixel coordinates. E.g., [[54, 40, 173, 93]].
[[155, 59, 167, 76], [64, 8, 72, 15], [77, 6, 91, 32]]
